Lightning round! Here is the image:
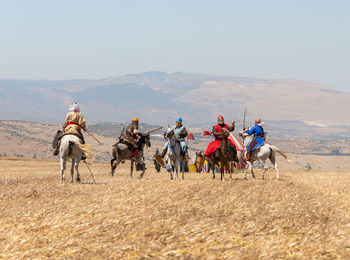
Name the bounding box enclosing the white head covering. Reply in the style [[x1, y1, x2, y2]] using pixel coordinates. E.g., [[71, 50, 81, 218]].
[[69, 102, 80, 113]]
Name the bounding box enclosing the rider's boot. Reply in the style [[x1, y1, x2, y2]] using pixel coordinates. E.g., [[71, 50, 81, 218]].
[[183, 146, 190, 160], [81, 153, 86, 160], [53, 140, 61, 156]]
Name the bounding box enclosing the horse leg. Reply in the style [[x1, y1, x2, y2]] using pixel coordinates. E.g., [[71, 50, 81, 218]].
[[60, 157, 66, 182], [170, 160, 175, 180], [130, 160, 134, 178], [137, 156, 145, 179], [258, 159, 268, 179], [110, 157, 116, 176], [112, 157, 122, 176], [181, 160, 184, 180], [212, 158, 216, 179], [261, 164, 268, 180], [139, 163, 145, 179], [174, 160, 179, 180], [243, 161, 250, 180], [170, 167, 173, 180], [75, 159, 81, 183], [250, 162, 255, 180], [70, 159, 75, 183], [221, 161, 225, 181], [269, 152, 280, 180]]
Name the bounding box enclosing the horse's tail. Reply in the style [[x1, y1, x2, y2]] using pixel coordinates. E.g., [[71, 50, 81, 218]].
[[68, 141, 73, 157], [112, 145, 117, 158], [270, 145, 293, 164]]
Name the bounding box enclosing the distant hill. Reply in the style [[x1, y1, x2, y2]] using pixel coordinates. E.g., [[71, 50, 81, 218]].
[[0, 120, 164, 162], [1, 120, 350, 162], [1, 72, 350, 132]]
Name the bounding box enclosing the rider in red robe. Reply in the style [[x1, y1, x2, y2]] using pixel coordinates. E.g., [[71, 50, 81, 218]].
[[205, 115, 238, 162]]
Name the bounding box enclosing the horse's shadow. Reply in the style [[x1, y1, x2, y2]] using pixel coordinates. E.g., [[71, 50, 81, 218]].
[[79, 182, 108, 185]]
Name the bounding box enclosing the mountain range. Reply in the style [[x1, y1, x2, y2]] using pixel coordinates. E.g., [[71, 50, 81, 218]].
[[1, 72, 350, 138]]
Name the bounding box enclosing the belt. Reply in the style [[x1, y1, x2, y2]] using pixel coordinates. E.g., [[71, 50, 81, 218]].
[[64, 122, 79, 129]]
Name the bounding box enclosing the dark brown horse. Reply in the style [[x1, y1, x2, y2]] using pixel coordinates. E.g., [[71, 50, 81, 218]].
[[210, 128, 232, 181]]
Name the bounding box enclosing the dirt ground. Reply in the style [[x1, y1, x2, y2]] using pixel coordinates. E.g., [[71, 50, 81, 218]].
[[1, 158, 350, 259]]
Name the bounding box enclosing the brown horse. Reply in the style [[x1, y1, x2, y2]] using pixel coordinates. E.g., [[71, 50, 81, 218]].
[[210, 128, 232, 181], [195, 154, 205, 173]]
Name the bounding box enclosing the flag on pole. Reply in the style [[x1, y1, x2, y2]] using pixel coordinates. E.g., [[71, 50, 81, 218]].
[[187, 131, 195, 140], [228, 133, 247, 169], [203, 130, 212, 136]]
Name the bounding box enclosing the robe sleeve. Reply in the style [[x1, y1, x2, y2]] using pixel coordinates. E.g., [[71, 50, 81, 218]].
[[246, 126, 256, 135], [63, 113, 70, 129], [213, 126, 222, 138], [79, 114, 86, 130], [228, 123, 235, 132], [180, 127, 188, 138]]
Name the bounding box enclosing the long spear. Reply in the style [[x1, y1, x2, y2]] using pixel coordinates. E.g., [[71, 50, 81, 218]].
[[243, 108, 247, 130], [83, 160, 96, 184], [86, 130, 103, 145], [146, 126, 163, 135]]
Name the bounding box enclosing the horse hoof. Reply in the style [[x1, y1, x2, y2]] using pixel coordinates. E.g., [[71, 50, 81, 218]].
[[76, 178, 81, 183]]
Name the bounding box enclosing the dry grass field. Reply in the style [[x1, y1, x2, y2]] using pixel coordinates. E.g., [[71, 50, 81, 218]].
[[1, 158, 350, 259]]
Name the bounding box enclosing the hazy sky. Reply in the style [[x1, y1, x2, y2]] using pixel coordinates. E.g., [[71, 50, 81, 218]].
[[0, 0, 349, 91]]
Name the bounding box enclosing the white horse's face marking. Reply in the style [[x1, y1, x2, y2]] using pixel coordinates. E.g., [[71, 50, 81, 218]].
[[166, 127, 175, 139]]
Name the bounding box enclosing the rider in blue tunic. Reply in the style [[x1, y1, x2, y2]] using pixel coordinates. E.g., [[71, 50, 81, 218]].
[[245, 119, 265, 161], [160, 117, 188, 159]]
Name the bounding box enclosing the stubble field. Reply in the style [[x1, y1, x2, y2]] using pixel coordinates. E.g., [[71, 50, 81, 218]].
[[0, 158, 350, 259]]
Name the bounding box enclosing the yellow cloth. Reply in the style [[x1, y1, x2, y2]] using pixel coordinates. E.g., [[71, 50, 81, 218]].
[[63, 112, 86, 137]]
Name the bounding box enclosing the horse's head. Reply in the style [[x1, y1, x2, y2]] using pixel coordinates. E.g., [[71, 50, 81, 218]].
[[165, 126, 175, 139], [221, 128, 230, 140], [239, 130, 252, 147], [137, 133, 151, 149], [142, 133, 151, 148]]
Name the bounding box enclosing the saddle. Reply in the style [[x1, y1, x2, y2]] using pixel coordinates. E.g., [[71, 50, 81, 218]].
[[114, 140, 139, 159], [53, 130, 85, 148]]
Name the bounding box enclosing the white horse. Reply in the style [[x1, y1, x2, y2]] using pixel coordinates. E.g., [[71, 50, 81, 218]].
[[164, 126, 185, 180], [240, 132, 291, 180], [59, 135, 90, 183]]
